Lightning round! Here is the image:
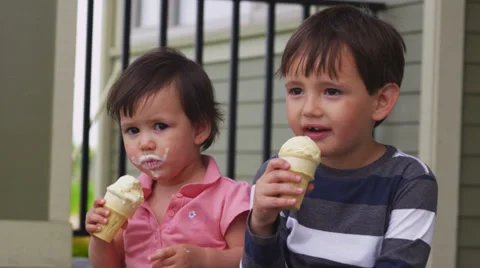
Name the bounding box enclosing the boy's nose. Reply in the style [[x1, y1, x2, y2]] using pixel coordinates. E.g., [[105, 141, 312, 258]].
[[302, 96, 323, 117]]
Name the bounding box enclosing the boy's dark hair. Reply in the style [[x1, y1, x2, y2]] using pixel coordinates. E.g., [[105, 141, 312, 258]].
[[106, 47, 223, 151], [278, 5, 406, 127]]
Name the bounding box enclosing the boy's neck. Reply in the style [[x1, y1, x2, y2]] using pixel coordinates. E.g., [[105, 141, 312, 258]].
[[321, 140, 386, 170], [152, 155, 206, 193]]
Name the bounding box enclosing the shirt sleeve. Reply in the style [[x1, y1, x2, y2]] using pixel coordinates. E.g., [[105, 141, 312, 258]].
[[241, 158, 286, 268], [375, 174, 438, 268], [219, 180, 252, 236]]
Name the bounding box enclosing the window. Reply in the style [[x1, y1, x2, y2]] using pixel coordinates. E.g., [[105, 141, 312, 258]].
[[130, 0, 305, 45], [133, 0, 253, 29]]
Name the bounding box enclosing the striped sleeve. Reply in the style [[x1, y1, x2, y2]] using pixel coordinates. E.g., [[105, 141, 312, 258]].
[[375, 175, 438, 268], [241, 159, 286, 268]]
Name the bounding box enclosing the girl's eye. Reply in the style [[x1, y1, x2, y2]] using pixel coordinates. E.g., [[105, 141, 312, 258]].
[[126, 127, 139, 134], [154, 123, 168, 130], [325, 88, 341, 95], [289, 88, 303, 95]]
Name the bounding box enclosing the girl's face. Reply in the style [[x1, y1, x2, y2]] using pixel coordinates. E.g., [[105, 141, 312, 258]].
[[120, 85, 210, 182]]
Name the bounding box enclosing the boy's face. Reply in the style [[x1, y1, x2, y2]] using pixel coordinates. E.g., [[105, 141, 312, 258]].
[[284, 49, 382, 162], [119, 86, 209, 182]]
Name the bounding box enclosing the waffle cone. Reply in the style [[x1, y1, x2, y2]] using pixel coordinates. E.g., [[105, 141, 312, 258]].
[[92, 205, 127, 243], [92, 190, 139, 243], [280, 173, 312, 210], [278, 154, 318, 210]]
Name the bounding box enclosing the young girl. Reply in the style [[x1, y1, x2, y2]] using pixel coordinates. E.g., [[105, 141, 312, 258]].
[[86, 47, 251, 268]]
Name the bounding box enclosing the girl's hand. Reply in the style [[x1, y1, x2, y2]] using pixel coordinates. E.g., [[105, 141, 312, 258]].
[[148, 244, 204, 268]]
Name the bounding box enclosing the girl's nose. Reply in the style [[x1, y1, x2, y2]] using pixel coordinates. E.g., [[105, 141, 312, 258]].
[[139, 135, 156, 151]]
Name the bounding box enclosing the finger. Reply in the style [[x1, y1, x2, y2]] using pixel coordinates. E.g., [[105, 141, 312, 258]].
[[95, 207, 110, 217], [150, 256, 176, 268], [148, 247, 176, 262], [87, 213, 108, 225], [93, 197, 106, 208], [150, 260, 163, 268], [258, 195, 297, 208], [260, 182, 305, 197], [263, 170, 301, 184], [86, 223, 102, 234], [264, 158, 290, 173]]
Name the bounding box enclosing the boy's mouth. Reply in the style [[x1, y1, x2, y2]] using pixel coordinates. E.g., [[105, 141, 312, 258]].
[[306, 127, 327, 132], [303, 125, 332, 140], [304, 126, 330, 132]]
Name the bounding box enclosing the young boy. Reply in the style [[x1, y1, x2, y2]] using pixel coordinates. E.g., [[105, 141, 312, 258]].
[[85, 47, 251, 267], [242, 5, 437, 268]]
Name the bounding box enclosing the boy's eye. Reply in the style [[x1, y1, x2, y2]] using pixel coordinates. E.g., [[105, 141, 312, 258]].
[[126, 127, 139, 134], [325, 88, 341, 95], [289, 88, 303, 95], [154, 123, 168, 130]]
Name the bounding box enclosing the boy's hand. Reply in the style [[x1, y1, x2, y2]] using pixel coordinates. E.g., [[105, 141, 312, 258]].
[[148, 244, 203, 268], [250, 158, 313, 237], [85, 197, 127, 235]]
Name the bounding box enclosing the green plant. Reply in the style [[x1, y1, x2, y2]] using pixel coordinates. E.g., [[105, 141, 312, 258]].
[[71, 144, 97, 257], [70, 179, 95, 215], [72, 236, 90, 257]]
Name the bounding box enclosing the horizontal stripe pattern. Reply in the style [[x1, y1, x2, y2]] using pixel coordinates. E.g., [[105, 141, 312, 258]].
[[241, 145, 437, 268], [290, 198, 389, 236], [285, 217, 382, 267], [385, 209, 436, 244]]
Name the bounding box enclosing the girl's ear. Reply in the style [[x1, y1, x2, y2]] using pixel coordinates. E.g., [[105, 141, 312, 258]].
[[194, 119, 211, 146]]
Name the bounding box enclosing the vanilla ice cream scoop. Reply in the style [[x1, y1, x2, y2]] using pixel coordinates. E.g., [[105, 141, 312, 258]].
[[279, 136, 321, 163], [107, 175, 144, 207]]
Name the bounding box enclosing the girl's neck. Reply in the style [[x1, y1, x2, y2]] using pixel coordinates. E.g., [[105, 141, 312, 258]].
[[152, 155, 206, 194]]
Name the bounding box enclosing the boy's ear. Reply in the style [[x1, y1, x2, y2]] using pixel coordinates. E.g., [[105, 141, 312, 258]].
[[193, 119, 211, 146], [372, 83, 400, 122]]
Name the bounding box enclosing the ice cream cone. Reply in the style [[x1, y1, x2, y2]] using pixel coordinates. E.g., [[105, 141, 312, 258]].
[[278, 136, 321, 210], [93, 191, 136, 243], [92, 175, 144, 243]]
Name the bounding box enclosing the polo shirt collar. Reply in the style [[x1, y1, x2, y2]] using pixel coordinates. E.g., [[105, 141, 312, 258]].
[[138, 155, 222, 199]]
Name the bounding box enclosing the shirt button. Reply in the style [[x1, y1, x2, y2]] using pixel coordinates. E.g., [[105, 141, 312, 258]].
[[176, 193, 183, 198], [167, 210, 175, 217]]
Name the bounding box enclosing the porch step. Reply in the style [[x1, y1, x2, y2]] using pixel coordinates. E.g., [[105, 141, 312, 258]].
[[72, 257, 91, 268]]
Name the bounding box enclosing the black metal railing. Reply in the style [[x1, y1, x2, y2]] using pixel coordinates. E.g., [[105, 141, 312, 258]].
[[75, 0, 386, 236]]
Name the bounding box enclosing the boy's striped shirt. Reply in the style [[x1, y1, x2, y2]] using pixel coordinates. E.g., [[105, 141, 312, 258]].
[[241, 145, 437, 268]]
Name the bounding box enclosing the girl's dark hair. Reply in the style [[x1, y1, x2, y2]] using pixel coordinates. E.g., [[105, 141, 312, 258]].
[[107, 47, 223, 150]]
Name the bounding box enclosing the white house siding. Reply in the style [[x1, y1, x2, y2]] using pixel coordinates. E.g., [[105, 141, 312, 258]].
[[458, 0, 480, 267]]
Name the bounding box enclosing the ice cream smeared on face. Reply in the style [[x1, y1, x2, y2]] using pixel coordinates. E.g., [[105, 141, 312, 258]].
[[278, 136, 321, 163], [107, 175, 144, 207], [130, 148, 169, 169]]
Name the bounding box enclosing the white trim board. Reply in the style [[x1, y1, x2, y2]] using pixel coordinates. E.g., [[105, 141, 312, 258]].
[[419, 0, 465, 267], [49, 0, 77, 221]]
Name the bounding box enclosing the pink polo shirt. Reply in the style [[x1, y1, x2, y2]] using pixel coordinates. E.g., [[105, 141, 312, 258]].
[[123, 155, 251, 267]]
